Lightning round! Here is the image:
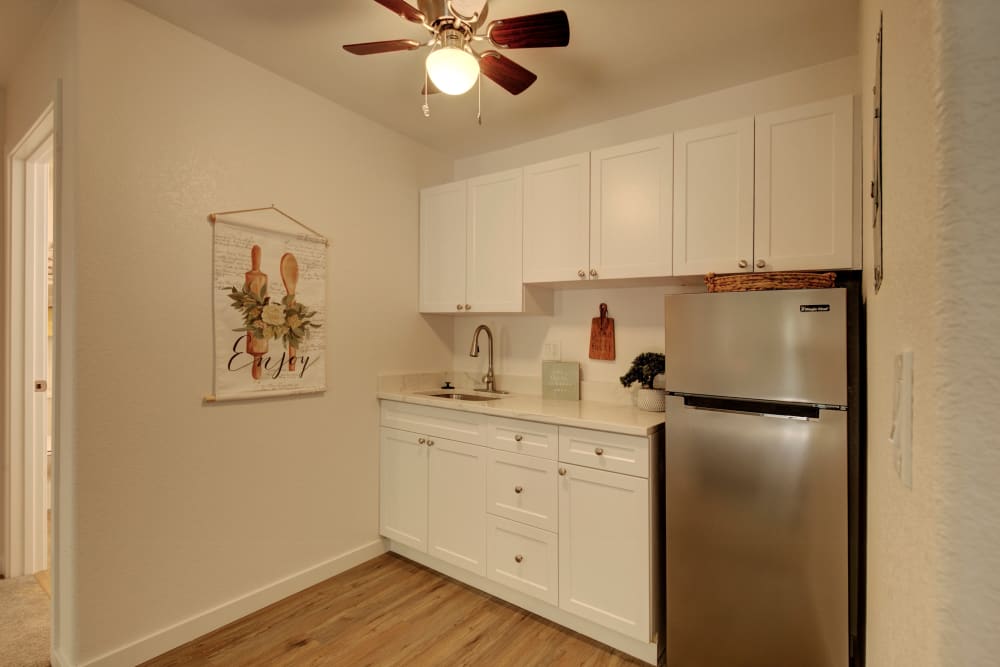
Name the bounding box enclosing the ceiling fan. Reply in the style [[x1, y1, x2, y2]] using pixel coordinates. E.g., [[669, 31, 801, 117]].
[[343, 0, 570, 97]]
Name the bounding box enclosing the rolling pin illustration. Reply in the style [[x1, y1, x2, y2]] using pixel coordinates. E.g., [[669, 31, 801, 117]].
[[245, 245, 268, 380], [280, 253, 299, 370]]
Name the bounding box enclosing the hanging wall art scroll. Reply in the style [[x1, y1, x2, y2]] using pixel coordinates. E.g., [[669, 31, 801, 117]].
[[207, 206, 327, 402]]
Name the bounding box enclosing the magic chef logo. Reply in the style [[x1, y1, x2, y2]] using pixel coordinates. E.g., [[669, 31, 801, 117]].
[[799, 304, 831, 312]]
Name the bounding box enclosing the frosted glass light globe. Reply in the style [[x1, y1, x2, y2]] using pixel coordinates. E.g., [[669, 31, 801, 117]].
[[426, 46, 479, 95]]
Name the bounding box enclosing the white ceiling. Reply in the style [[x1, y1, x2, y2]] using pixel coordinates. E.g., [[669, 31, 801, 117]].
[[3, 1, 859, 158]]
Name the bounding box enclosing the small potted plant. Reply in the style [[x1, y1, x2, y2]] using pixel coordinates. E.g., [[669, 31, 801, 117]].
[[620, 352, 666, 412]]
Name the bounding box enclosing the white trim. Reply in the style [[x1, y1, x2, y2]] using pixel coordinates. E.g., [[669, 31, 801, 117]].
[[79, 540, 387, 667], [4, 104, 55, 579], [50, 648, 70, 667], [390, 542, 661, 665]]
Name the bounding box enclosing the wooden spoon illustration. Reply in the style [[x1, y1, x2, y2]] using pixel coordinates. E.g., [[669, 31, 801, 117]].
[[244, 245, 268, 380], [280, 253, 300, 370]]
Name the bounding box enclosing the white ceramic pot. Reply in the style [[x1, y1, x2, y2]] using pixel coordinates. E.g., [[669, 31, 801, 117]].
[[636, 387, 666, 412]]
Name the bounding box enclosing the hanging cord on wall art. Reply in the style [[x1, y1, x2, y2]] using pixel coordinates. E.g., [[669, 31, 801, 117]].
[[207, 205, 328, 245]]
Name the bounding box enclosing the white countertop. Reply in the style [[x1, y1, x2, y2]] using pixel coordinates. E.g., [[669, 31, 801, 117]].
[[377, 389, 665, 437]]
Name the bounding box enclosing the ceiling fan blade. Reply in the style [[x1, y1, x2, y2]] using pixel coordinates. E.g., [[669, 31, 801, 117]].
[[373, 0, 425, 24], [416, 0, 445, 22], [343, 39, 423, 55], [479, 51, 537, 95], [487, 10, 570, 49]]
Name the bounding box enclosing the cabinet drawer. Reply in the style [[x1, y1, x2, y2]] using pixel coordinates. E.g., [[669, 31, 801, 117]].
[[487, 515, 558, 606], [487, 416, 558, 459], [380, 400, 487, 445], [559, 427, 649, 478], [487, 450, 558, 532]]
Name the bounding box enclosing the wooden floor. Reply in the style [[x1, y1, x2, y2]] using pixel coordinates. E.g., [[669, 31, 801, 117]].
[[143, 552, 647, 666]]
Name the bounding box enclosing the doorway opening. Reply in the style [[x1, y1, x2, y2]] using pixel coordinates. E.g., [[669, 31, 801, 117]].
[[4, 105, 55, 592]]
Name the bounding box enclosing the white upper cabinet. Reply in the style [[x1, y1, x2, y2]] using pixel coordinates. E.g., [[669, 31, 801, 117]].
[[673, 118, 755, 275], [590, 135, 674, 280], [523, 153, 591, 283], [466, 169, 524, 311], [754, 95, 855, 271], [419, 181, 467, 312], [419, 170, 526, 313]]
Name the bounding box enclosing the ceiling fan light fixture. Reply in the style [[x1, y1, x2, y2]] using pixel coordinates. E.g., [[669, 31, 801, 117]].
[[425, 31, 479, 95]]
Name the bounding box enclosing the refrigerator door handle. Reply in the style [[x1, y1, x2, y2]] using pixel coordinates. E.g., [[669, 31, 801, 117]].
[[679, 394, 823, 419]]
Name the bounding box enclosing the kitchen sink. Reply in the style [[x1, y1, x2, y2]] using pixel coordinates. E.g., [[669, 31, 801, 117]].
[[422, 391, 500, 402]]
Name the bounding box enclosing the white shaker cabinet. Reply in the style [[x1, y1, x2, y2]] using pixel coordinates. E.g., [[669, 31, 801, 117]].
[[590, 136, 674, 280], [420, 170, 539, 313], [754, 95, 856, 271], [523, 153, 591, 283], [418, 181, 467, 313], [558, 463, 651, 642], [673, 118, 755, 276], [465, 169, 524, 311], [428, 437, 488, 576], [379, 427, 429, 552]]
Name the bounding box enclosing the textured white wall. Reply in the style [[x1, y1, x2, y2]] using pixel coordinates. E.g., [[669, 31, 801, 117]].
[[933, 2, 1000, 664], [29, 0, 453, 663], [452, 58, 860, 389], [859, 1, 1000, 665]]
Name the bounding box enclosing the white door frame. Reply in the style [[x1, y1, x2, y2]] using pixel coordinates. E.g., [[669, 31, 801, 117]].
[[4, 104, 54, 578]]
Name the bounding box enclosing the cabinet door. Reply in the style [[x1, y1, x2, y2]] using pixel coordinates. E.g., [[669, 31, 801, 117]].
[[379, 427, 428, 552], [673, 118, 755, 275], [559, 463, 650, 641], [523, 153, 591, 283], [590, 136, 673, 279], [466, 169, 523, 312], [754, 95, 855, 271], [428, 437, 487, 576], [419, 181, 467, 313]]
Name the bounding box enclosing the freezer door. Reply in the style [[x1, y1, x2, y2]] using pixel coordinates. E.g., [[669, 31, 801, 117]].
[[665, 394, 848, 667], [665, 288, 847, 406]]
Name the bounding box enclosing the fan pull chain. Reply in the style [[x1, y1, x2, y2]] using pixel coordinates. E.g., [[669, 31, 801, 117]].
[[423, 68, 431, 118], [477, 70, 482, 126]]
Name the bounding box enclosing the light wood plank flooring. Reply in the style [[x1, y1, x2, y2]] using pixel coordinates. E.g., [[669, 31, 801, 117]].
[[143, 552, 647, 666]]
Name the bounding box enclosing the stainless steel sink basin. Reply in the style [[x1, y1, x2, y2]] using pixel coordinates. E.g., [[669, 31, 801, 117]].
[[422, 392, 500, 402]]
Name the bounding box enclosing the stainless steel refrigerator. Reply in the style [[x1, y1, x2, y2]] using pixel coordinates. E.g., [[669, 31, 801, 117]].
[[664, 288, 858, 667]]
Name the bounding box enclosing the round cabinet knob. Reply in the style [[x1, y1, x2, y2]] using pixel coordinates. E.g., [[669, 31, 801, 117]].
[[589, 268, 598, 278], [558, 467, 567, 476], [514, 554, 524, 563], [514, 434, 523, 442], [577, 269, 586, 278], [738, 259, 749, 269], [756, 259, 766, 269], [418, 437, 426, 444], [514, 485, 523, 494], [456, 304, 463, 310], [464, 304, 472, 310], [594, 447, 604, 456], [426, 439, 435, 446]]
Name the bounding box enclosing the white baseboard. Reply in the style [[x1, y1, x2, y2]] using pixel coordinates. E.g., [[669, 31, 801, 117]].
[[79, 539, 387, 667], [391, 542, 660, 665]]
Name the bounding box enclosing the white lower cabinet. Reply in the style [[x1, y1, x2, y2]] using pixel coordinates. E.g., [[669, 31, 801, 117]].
[[486, 514, 559, 606], [558, 463, 650, 641], [486, 449, 558, 532], [379, 401, 662, 663], [379, 427, 429, 552], [428, 438, 487, 576]]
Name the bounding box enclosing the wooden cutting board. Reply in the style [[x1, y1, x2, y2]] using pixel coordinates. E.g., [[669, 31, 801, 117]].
[[588, 303, 615, 360]]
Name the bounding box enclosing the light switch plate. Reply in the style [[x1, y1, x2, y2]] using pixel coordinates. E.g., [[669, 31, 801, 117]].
[[890, 349, 913, 488], [542, 341, 561, 361]]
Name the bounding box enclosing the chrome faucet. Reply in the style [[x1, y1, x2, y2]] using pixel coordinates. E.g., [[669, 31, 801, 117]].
[[469, 324, 500, 393]]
